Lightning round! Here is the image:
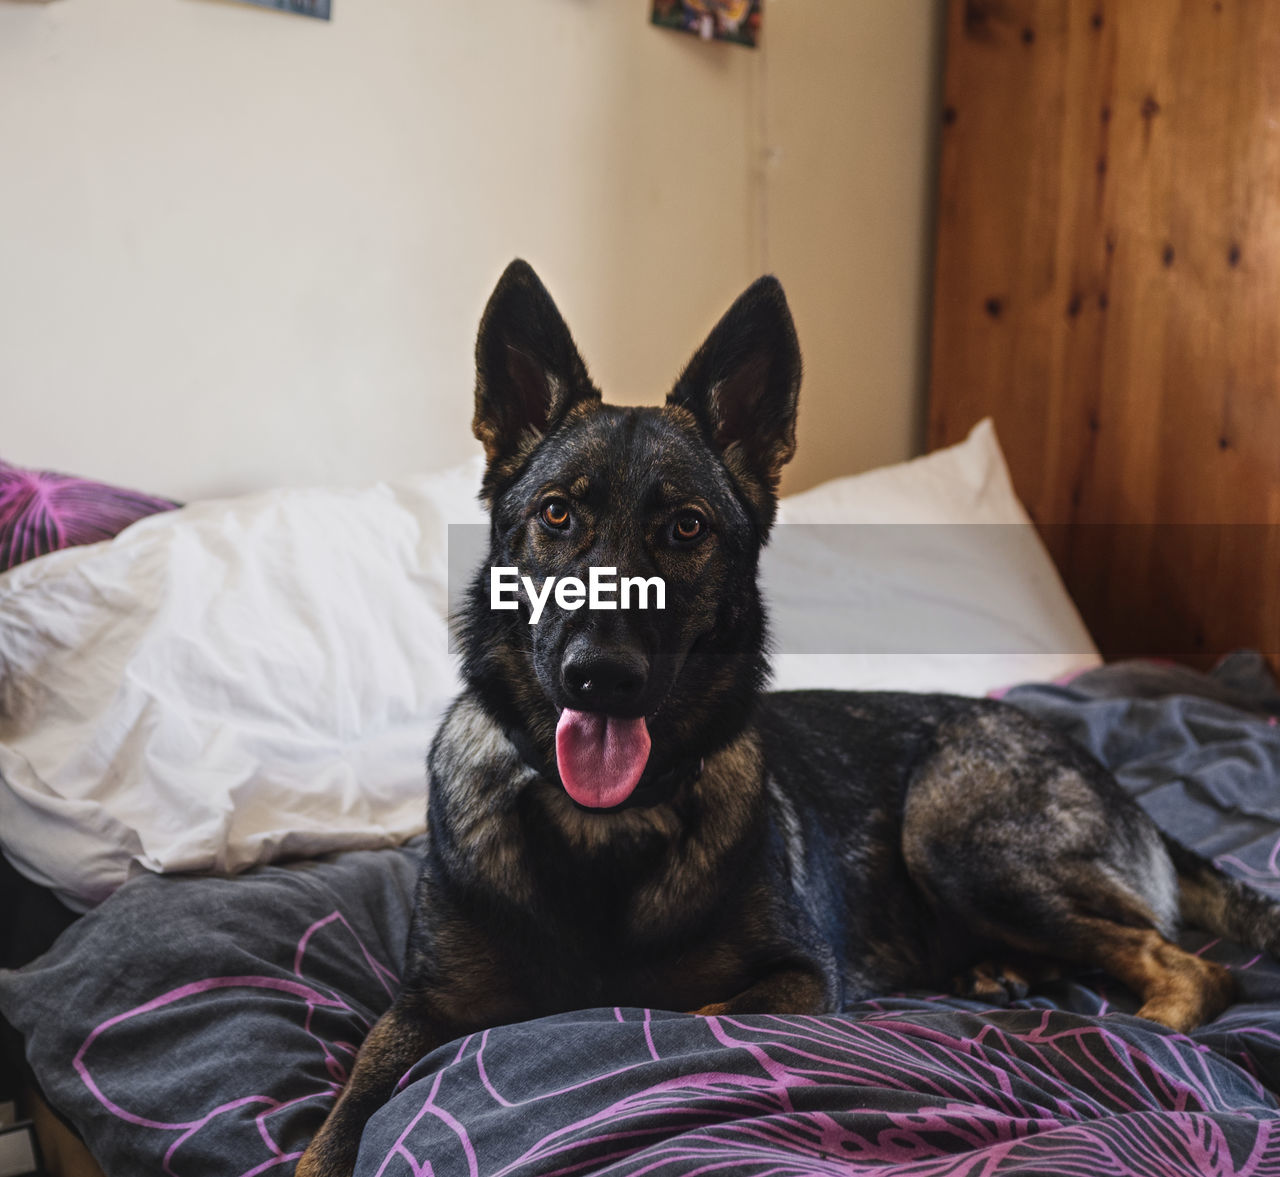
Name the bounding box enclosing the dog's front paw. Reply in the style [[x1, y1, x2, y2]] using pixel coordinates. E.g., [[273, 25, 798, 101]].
[[953, 960, 1031, 1005]]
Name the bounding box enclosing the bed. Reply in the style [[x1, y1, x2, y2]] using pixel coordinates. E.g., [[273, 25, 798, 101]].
[[3, 425, 1279, 1175]]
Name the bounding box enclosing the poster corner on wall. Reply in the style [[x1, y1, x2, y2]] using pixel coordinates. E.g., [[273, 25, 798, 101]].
[[228, 0, 331, 21], [651, 0, 762, 48]]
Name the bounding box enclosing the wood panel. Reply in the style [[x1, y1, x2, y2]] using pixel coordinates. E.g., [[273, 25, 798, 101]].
[[929, 0, 1280, 664]]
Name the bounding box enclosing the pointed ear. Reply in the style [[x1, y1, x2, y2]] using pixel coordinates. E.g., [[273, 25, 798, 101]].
[[473, 260, 601, 498], [666, 276, 802, 527]]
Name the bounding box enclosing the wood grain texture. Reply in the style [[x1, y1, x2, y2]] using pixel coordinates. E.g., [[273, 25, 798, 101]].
[[930, 0, 1280, 663]]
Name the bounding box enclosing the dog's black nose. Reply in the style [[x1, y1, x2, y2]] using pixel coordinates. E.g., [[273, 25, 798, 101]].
[[561, 643, 649, 713]]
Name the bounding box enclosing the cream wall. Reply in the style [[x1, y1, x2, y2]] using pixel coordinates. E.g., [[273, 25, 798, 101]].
[[0, 0, 943, 501]]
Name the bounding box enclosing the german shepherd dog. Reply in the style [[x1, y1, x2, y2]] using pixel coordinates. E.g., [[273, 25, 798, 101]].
[[299, 261, 1280, 1175]]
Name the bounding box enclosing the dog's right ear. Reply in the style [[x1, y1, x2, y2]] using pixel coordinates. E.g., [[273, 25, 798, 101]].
[[473, 260, 601, 499], [666, 276, 802, 531]]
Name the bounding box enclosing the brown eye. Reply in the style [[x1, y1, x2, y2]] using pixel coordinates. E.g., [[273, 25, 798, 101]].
[[541, 499, 572, 530], [672, 511, 705, 543]]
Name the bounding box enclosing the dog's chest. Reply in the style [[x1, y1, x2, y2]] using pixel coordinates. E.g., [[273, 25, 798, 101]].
[[516, 887, 766, 1013]]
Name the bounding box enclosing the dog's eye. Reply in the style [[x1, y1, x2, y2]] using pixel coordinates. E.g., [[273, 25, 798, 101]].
[[671, 511, 706, 544], [541, 499, 572, 530]]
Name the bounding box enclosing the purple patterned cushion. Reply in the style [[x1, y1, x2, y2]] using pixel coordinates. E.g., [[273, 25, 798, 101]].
[[0, 460, 179, 573]]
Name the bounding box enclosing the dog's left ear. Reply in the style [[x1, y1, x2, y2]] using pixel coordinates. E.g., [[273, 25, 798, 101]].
[[473, 259, 602, 499], [666, 276, 801, 529]]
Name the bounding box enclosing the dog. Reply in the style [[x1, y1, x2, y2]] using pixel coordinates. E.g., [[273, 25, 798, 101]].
[[298, 260, 1280, 1176]]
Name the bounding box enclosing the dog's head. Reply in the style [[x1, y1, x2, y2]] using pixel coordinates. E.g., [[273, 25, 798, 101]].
[[462, 259, 801, 811]]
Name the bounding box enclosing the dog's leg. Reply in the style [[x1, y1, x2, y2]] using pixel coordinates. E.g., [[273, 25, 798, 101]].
[[952, 927, 1232, 1030], [296, 997, 451, 1177], [938, 905, 1235, 1032], [692, 965, 827, 1017], [903, 706, 1238, 1034], [940, 895, 1236, 1032], [1073, 918, 1236, 1032]]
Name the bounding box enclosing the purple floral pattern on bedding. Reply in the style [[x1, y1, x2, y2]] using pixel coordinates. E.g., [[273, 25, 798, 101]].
[[71, 910, 398, 1177], [363, 1005, 1280, 1177], [0, 842, 425, 1174], [0, 458, 178, 571]]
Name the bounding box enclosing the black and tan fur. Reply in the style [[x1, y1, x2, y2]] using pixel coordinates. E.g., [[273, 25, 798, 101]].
[[298, 261, 1280, 1176]]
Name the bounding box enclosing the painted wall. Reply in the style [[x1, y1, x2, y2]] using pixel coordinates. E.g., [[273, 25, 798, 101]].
[[0, 0, 942, 501]]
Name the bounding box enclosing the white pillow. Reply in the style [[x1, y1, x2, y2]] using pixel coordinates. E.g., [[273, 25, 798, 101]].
[[0, 458, 487, 910], [0, 421, 1097, 910], [767, 418, 1100, 696]]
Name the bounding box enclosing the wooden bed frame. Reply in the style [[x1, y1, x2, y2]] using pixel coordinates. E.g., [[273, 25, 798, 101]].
[[928, 0, 1279, 667]]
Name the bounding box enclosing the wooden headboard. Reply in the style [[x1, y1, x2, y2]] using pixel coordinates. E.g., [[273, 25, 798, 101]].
[[927, 0, 1280, 666]]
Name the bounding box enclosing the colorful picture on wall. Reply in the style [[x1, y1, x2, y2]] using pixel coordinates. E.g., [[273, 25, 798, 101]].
[[651, 0, 761, 47], [232, 0, 331, 19]]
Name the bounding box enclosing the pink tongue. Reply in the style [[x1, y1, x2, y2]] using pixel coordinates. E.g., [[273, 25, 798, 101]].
[[555, 709, 651, 809]]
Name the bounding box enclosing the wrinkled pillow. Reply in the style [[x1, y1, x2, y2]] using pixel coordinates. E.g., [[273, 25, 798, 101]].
[[0, 459, 178, 572], [767, 419, 1100, 696], [0, 458, 487, 910]]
